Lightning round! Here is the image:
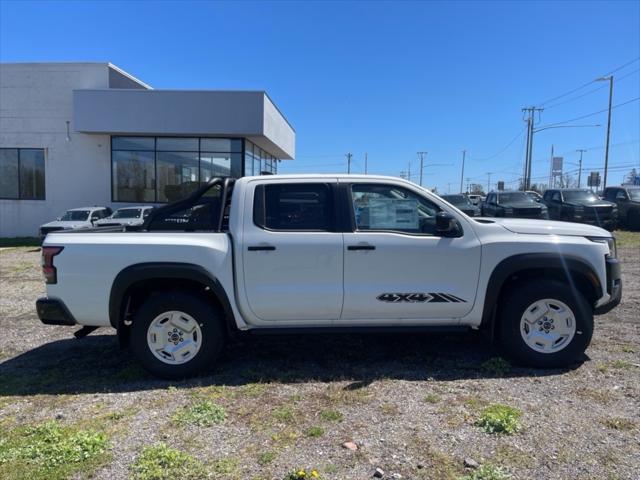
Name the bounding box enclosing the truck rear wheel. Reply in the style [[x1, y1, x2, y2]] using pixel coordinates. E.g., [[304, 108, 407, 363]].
[[498, 280, 593, 368], [131, 291, 224, 379]]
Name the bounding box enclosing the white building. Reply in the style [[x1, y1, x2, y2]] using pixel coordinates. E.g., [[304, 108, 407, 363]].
[[0, 62, 295, 237]]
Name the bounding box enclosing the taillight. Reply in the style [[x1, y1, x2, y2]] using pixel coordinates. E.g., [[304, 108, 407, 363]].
[[41, 246, 64, 284]]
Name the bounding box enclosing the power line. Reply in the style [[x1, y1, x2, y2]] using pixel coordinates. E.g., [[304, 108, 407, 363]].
[[536, 57, 640, 106], [541, 96, 639, 129], [468, 129, 525, 161]]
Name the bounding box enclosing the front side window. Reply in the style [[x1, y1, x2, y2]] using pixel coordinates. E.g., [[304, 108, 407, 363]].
[[628, 189, 640, 201], [351, 183, 440, 235], [254, 183, 333, 231], [112, 208, 143, 219], [0, 148, 45, 200]]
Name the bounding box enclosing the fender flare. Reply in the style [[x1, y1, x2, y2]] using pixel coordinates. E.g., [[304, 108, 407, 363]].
[[109, 262, 235, 330], [480, 253, 602, 330]]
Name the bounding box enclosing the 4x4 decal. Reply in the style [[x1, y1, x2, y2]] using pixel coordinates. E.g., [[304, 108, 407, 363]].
[[376, 293, 466, 303]]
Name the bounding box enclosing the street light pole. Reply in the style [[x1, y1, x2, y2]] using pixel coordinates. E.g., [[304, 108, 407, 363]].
[[576, 149, 586, 188], [596, 75, 614, 190], [417, 151, 427, 186], [459, 150, 466, 193]]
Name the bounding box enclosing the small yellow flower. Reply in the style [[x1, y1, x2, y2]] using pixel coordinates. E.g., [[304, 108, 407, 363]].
[[297, 470, 306, 478], [311, 470, 319, 478]]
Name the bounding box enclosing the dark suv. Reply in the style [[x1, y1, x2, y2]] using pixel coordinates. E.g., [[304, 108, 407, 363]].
[[542, 188, 617, 231], [440, 194, 480, 216], [603, 186, 640, 230], [481, 191, 548, 219]]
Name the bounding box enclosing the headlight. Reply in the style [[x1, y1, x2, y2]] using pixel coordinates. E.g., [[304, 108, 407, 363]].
[[588, 237, 617, 259]]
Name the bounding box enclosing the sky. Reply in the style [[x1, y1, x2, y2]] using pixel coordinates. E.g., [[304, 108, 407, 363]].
[[1, 0, 638, 192]]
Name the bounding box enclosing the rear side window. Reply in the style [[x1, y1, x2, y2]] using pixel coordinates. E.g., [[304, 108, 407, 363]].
[[254, 183, 334, 231]]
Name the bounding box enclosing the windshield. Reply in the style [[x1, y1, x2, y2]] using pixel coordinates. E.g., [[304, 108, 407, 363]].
[[497, 192, 535, 204], [60, 210, 90, 221], [563, 191, 600, 202], [441, 195, 470, 206], [629, 189, 640, 200], [112, 208, 142, 219]]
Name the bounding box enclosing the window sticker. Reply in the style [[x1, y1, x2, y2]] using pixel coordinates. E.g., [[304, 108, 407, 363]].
[[367, 198, 419, 230]]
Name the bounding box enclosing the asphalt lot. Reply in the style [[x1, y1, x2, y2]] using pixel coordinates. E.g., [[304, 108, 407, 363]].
[[0, 233, 639, 480]]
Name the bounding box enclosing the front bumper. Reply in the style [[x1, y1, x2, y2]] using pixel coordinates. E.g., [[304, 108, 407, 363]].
[[594, 258, 622, 315], [36, 298, 77, 326]]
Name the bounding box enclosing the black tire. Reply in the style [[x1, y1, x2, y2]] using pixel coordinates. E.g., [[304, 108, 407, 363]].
[[131, 291, 225, 379], [498, 280, 593, 368]]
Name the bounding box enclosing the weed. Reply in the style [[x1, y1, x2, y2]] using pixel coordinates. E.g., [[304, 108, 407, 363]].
[[283, 468, 320, 479], [596, 363, 608, 373], [320, 409, 343, 422], [621, 345, 635, 353], [173, 400, 227, 427], [476, 404, 522, 434], [424, 393, 441, 404], [306, 426, 324, 437], [258, 450, 277, 465], [611, 360, 632, 369], [212, 457, 238, 475], [0, 420, 109, 480], [130, 443, 208, 480], [480, 357, 511, 375], [459, 464, 511, 480], [273, 405, 295, 423], [601, 417, 635, 430]]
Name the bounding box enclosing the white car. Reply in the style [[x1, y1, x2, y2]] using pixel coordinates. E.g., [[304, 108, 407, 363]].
[[94, 206, 154, 228], [37, 175, 622, 378], [39, 206, 112, 241]]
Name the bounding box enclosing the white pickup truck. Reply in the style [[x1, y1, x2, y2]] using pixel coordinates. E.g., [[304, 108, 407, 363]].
[[37, 175, 622, 378]]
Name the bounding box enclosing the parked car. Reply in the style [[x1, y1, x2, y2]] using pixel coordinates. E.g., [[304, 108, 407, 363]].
[[542, 189, 617, 231], [602, 186, 640, 230], [440, 194, 480, 216], [481, 191, 548, 219], [35, 175, 622, 378], [95, 206, 155, 228], [525, 190, 543, 202], [39, 206, 112, 241], [467, 194, 483, 206]]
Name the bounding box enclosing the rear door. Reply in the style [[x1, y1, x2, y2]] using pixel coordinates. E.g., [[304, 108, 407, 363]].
[[241, 179, 344, 321], [341, 180, 481, 321]]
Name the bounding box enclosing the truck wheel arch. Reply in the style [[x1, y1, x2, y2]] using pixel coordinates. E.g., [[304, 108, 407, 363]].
[[109, 262, 236, 336], [481, 253, 603, 338]]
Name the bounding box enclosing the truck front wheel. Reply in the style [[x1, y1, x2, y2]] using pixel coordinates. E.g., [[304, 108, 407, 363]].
[[498, 280, 593, 368], [131, 291, 225, 379]]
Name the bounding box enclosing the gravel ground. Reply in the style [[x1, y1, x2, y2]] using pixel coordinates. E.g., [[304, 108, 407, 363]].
[[0, 241, 639, 480]]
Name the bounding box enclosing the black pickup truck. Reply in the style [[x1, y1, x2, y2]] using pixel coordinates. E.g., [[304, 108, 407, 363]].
[[542, 189, 617, 231]]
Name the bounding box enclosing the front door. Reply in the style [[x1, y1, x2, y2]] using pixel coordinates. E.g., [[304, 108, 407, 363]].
[[341, 181, 481, 321], [241, 180, 344, 321]]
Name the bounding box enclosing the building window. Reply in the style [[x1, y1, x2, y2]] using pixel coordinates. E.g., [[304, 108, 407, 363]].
[[0, 148, 45, 200], [244, 140, 279, 176], [111, 136, 245, 203]]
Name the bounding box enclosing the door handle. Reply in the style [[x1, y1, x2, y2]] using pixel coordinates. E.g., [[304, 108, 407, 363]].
[[248, 245, 276, 251], [347, 245, 376, 251]]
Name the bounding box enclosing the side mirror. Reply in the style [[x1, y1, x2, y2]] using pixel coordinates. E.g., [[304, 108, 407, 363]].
[[436, 212, 461, 237]]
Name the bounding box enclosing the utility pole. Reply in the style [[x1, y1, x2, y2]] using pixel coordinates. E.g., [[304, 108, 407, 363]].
[[346, 152, 352, 174], [417, 151, 427, 186], [466, 177, 471, 194], [486, 172, 492, 193], [598, 75, 614, 190], [522, 106, 544, 190], [548, 144, 554, 188], [364, 152, 368, 174], [459, 150, 466, 193], [576, 149, 586, 188]]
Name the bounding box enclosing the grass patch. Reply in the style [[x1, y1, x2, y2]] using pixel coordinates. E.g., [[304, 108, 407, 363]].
[[272, 405, 295, 423], [130, 443, 208, 480], [610, 359, 632, 369], [306, 426, 324, 437], [621, 345, 635, 353], [424, 393, 441, 404], [459, 464, 512, 480], [320, 409, 343, 422], [173, 400, 226, 427], [614, 230, 640, 248], [257, 450, 277, 465], [212, 457, 238, 475], [0, 420, 109, 480], [480, 357, 511, 375], [476, 404, 522, 434], [601, 416, 635, 431], [0, 237, 40, 248]]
